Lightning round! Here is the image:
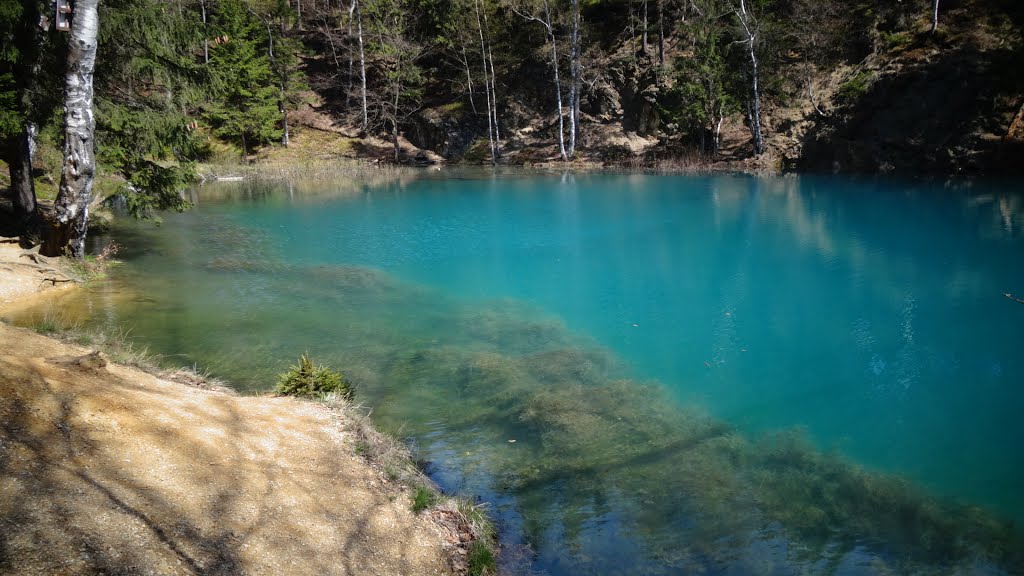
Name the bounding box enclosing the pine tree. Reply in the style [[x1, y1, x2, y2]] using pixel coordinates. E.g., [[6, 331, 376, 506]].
[[95, 0, 206, 217], [205, 0, 282, 160]]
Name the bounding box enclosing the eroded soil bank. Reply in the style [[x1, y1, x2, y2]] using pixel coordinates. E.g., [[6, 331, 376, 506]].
[[0, 241, 463, 576]]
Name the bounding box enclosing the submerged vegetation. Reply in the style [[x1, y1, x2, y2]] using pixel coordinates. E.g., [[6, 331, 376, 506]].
[[8, 178, 1024, 574], [17, 201, 1021, 575]]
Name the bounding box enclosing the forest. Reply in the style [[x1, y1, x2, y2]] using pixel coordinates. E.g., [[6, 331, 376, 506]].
[[2, 0, 1023, 255]]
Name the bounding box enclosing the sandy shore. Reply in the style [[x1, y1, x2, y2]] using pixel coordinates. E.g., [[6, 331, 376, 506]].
[[0, 241, 465, 575]]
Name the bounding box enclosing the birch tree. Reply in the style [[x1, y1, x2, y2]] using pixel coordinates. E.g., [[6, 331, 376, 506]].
[[511, 0, 567, 161], [735, 0, 763, 156], [481, 0, 501, 157], [931, 0, 940, 33], [364, 0, 422, 160], [353, 0, 369, 131], [674, 6, 734, 154], [48, 0, 100, 258], [474, 0, 498, 163], [567, 0, 581, 157]]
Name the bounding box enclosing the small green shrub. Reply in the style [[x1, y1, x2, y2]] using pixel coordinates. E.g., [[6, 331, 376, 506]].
[[880, 30, 912, 51], [467, 540, 496, 576], [836, 71, 873, 107], [276, 354, 353, 400], [411, 486, 437, 514]]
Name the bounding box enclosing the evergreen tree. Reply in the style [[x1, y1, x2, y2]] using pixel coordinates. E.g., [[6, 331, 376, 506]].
[[0, 0, 57, 229], [205, 0, 282, 159], [95, 0, 207, 217], [363, 0, 424, 159], [673, 10, 737, 154]]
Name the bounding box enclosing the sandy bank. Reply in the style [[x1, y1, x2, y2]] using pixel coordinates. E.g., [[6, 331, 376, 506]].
[[0, 243, 463, 575]]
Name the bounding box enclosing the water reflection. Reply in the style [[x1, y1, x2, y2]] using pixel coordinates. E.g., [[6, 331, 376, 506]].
[[7, 173, 1024, 575]]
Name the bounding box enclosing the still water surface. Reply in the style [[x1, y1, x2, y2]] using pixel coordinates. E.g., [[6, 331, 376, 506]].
[[15, 172, 1024, 574]]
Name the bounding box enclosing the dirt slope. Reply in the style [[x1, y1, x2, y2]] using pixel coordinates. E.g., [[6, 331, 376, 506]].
[[0, 244, 457, 576]]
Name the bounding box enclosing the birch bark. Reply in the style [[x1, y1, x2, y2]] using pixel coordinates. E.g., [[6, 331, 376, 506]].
[[737, 0, 764, 156], [48, 0, 99, 258]]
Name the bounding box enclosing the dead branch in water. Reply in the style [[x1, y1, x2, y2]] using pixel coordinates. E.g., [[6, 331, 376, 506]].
[[1004, 293, 1024, 305]]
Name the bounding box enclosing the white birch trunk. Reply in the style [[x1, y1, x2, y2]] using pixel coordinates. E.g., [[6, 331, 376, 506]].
[[737, 0, 764, 156], [484, 23, 500, 153], [474, 0, 496, 164], [355, 0, 368, 131], [346, 2, 355, 108], [461, 44, 476, 113], [568, 0, 581, 158], [50, 0, 99, 258], [201, 0, 209, 64], [511, 1, 567, 161], [932, 0, 940, 33], [657, 0, 664, 64], [714, 102, 723, 154]]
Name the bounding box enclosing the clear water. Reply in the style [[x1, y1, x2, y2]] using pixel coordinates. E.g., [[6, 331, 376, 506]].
[[13, 172, 1024, 574]]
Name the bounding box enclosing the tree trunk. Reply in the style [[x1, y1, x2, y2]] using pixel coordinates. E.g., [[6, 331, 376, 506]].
[[714, 102, 723, 155], [737, 0, 764, 156], [541, 0, 567, 161], [392, 76, 401, 162], [657, 0, 665, 65], [7, 0, 42, 235], [46, 0, 99, 258], [642, 0, 648, 53], [345, 3, 354, 108], [7, 132, 37, 225], [931, 0, 940, 33], [201, 0, 209, 64], [474, 0, 496, 164], [568, 0, 581, 158], [283, 106, 290, 147], [483, 14, 500, 155], [511, 1, 567, 161], [355, 0, 368, 132], [461, 44, 477, 113]]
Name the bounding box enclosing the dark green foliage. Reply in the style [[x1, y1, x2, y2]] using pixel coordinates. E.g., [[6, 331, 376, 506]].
[[94, 0, 207, 216], [670, 7, 739, 152], [0, 0, 60, 144], [113, 161, 194, 217], [0, 0, 26, 139], [411, 485, 437, 513], [205, 0, 282, 156], [466, 540, 495, 576], [0, 71, 15, 137], [836, 71, 873, 106], [276, 354, 354, 399]]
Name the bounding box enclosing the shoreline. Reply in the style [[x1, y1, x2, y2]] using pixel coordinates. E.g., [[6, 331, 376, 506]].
[[0, 241, 494, 576]]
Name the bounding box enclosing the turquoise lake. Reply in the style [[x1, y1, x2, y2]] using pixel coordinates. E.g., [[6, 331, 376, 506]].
[[18, 172, 1024, 574]]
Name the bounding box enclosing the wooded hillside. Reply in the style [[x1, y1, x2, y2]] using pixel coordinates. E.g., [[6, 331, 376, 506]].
[[2, 0, 1023, 206]]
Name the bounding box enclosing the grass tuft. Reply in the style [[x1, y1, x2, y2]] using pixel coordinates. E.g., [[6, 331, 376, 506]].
[[411, 486, 437, 514], [467, 540, 496, 576]]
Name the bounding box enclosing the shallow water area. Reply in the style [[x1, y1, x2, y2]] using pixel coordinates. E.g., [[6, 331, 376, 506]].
[[11, 171, 1024, 575]]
